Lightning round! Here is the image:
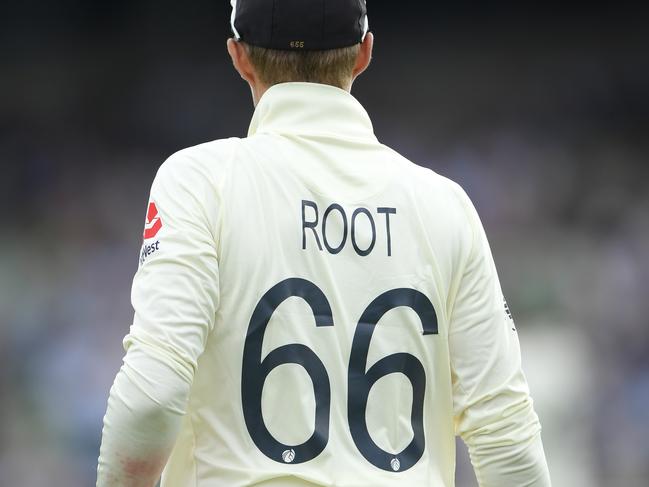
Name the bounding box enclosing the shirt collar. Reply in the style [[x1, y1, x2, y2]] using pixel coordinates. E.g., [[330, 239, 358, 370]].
[[248, 82, 377, 142]]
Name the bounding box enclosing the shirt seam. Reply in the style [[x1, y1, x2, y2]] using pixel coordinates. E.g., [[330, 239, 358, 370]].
[[445, 180, 479, 403], [445, 181, 479, 323]]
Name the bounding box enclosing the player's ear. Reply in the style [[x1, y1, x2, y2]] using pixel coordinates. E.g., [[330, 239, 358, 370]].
[[352, 32, 374, 79], [227, 38, 257, 85]]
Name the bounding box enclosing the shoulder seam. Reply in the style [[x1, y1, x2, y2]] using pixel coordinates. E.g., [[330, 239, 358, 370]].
[[444, 180, 479, 325]]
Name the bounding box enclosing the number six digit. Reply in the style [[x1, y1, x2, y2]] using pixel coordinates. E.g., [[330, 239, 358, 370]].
[[242, 278, 334, 464], [348, 288, 438, 472]]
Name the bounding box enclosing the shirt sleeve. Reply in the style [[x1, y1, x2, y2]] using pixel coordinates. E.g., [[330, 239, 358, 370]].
[[96, 346, 191, 486], [97, 152, 220, 486], [126, 151, 221, 381], [448, 185, 551, 486]]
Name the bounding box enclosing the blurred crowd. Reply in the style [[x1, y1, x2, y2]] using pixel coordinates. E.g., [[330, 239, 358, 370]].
[[1, 2, 647, 486]]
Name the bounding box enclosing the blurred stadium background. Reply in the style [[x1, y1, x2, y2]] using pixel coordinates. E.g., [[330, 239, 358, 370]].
[[1, 1, 647, 485]]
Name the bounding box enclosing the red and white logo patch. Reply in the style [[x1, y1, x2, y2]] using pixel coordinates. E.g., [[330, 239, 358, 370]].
[[143, 201, 163, 239]]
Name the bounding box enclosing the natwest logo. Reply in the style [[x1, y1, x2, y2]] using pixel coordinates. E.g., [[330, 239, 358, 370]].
[[143, 201, 163, 239]]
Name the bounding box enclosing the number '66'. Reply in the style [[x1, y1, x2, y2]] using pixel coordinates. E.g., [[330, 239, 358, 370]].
[[241, 278, 438, 473]]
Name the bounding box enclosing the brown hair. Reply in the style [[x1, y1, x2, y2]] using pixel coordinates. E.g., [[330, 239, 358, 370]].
[[243, 43, 361, 90]]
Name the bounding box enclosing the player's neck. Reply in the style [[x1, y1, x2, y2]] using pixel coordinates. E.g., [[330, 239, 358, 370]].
[[251, 82, 353, 107]]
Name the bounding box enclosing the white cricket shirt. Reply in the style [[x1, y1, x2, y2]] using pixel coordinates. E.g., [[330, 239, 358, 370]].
[[116, 82, 548, 486]]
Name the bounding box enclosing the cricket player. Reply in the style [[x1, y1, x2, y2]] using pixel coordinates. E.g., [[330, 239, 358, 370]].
[[97, 1, 551, 485]]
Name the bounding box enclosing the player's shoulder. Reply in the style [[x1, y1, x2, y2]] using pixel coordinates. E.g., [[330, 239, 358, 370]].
[[380, 145, 478, 246], [159, 137, 242, 177], [382, 144, 471, 207], [152, 137, 244, 198]]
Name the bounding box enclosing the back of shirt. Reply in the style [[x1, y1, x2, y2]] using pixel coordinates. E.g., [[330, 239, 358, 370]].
[[130, 83, 542, 486]]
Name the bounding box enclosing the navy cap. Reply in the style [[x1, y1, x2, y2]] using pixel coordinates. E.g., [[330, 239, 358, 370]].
[[230, 0, 369, 51]]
